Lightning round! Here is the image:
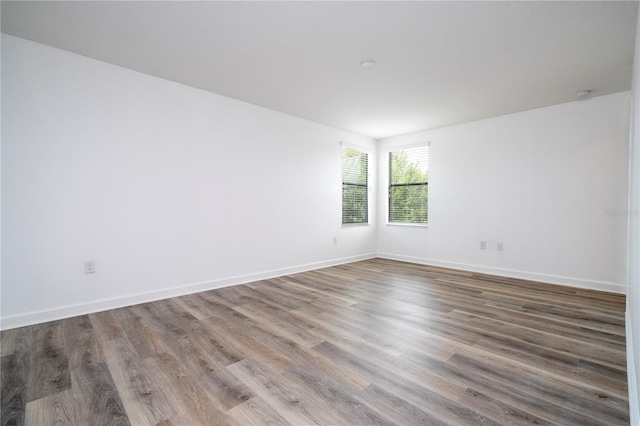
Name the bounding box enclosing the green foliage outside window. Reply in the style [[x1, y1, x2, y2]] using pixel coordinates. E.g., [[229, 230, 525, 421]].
[[342, 147, 368, 224], [389, 148, 429, 223]]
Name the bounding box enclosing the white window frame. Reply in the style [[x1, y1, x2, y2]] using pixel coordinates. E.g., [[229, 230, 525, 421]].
[[386, 142, 430, 227], [341, 142, 372, 227]]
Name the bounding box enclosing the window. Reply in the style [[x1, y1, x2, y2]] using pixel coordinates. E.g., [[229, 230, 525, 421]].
[[389, 145, 429, 224], [342, 146, 368, 224]]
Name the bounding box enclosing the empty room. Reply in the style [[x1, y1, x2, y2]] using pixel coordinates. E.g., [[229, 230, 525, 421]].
[[2, 1, 640, 425]]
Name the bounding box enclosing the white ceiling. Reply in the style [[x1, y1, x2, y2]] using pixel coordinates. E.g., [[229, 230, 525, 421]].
[[2, 1, 638, 139]]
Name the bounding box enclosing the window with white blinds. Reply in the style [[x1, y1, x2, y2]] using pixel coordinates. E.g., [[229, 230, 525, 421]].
[[342, 146, 369, 224], [389, 145, 429, 224]]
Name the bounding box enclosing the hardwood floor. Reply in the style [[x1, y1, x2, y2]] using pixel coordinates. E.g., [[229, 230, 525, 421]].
[[1, 258, 629, 425]]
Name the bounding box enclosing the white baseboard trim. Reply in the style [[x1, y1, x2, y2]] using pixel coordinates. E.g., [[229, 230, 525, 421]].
[[0, 253, 376, 330], [628, 310, 640, 426], [376, 252, 626, 294]]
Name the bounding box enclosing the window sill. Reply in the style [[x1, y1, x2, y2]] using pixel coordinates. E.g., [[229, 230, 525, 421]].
[[386, 222, 429, 228], [342, 223, 370, 228]]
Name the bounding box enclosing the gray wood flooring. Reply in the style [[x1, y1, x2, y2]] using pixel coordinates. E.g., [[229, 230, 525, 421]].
[[1, 259, 629, 425]]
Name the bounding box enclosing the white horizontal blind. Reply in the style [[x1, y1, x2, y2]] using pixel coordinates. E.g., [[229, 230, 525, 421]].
[[342, 146, 368, 224], [389, 145, 429, 224]]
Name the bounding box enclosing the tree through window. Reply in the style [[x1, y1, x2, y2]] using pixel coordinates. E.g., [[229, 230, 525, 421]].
[[389, 145, 429, 224], [342, 147, 368, 224]]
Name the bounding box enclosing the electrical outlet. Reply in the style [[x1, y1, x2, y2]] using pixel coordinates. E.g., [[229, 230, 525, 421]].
[[84, 260, 96, 274], [480, 241, 486, 250], [333, 237, 338, 246], [497, 243, 503, 251]]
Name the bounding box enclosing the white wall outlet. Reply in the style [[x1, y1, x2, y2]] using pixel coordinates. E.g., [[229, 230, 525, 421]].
[[497, 242, 503, 251], [480, 241, 486, 250], [333, 237, 338, 246], [84, 260, 96, 274]]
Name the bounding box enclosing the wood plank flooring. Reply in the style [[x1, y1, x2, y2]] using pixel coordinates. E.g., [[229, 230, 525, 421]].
[[0, 258, 629, 425]]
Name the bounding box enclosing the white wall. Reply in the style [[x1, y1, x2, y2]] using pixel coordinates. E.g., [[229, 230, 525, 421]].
[[1, 34, 377, 329], [377, 92, 630, 294], [1, 32, 634, 331], [626, 6, 640, 424]]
